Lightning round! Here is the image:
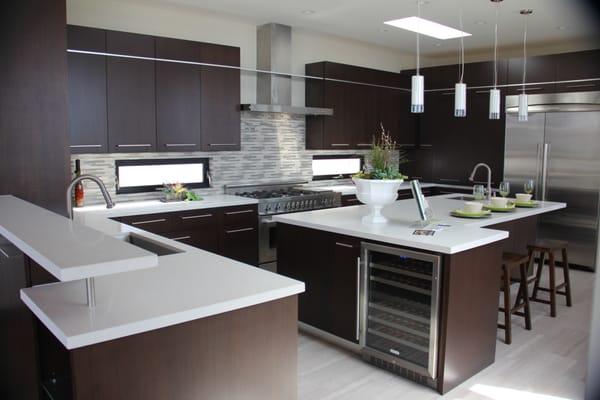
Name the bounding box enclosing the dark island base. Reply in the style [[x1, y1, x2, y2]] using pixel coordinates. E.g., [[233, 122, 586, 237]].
[[66, 295, 298, 400]]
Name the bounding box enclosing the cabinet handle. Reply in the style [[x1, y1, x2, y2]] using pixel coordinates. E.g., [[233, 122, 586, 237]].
[[131, 218, 167, 225], [420, 144, 433, 148], [356, 257, 361, 342], [335, 242, 353, 249], [475, 90, 490, 94], [0, 248, 9, 259], [441, 91, 455, 96], [171, 235, 191, 241], [412, 176, 423, 179], [225, 227, 254, 234], [225, 209, 254, 215], [181, 213, 213, 220], [565, 83, 596, 88], [117, 144, 152, 148], [356, 143, 372, 147], [439, 178, 460, 183], [70, 144, 102, 148], [517, 87, 543, 92], [165, 143, 197, 147], [209, 143, 237, 146], [331, 143, 350, 147]]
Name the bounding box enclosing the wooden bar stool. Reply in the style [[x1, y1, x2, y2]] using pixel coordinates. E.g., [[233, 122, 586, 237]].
[[527, 239, 573, 317], [498, 252, 532, 345]]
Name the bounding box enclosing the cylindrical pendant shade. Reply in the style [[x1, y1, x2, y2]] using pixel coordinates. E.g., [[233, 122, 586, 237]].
[[411, 75, 424, 113], [518, 93, 528, 121], [454, 83, 467, 117], [489, 89, 501, 120]]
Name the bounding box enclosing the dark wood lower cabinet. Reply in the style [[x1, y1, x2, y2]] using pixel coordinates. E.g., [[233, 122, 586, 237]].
[[277, 223, 505, 394]]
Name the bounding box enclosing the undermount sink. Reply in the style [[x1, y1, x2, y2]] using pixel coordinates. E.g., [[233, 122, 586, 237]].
[[448, 195, 477, 201], [115, 233, 184, 256]]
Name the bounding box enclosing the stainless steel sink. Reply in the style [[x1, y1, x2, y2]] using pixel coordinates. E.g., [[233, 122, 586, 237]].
[[115, 233, 184, 256], [448, 195, 477, 201]]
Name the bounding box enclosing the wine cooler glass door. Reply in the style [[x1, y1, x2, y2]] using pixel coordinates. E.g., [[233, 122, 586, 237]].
[[360, 242, 441, 380]]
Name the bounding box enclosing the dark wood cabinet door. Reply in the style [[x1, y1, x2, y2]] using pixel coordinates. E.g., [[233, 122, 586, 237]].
[[171, 208, 219, 253], [106, 32, 156, 152], [156, 61, 201, 151], [555, 50, 600, 92], [106, 57, 156, 152], [328, 236, 361, 343], [322, 80, 350, 149], [402, 147, 434, 181], [67, 25, 108, 153], [119, 213, 173, 234], [507, 55, 556, 95], [199, 43, 241, 151], [67, 51, 108, 153], [378, 88, 412, 146], [220, 226, 258, 265]]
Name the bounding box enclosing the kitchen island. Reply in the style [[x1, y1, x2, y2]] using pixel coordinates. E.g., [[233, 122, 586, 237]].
[[1, 195, 304, 400], [274, 193, 565, 394]]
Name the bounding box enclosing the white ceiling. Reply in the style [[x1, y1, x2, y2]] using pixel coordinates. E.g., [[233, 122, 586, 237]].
[[154, 0, 599, 55]]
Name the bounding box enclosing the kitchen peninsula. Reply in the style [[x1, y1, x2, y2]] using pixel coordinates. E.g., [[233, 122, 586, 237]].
[[274, 193, 566, 394], [0, 195, 304, 400]]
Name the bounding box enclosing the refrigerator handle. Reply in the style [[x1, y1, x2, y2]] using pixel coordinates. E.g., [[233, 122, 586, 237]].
[[535, 143, 542, 200], [541, 143, 550, 201]]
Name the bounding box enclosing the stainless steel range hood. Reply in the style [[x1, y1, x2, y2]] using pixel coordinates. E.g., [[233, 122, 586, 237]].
[[240, 23, 333, 116]]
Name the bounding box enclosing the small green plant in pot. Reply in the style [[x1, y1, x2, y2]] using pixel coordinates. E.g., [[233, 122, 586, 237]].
[[352, 125, 408, 224]]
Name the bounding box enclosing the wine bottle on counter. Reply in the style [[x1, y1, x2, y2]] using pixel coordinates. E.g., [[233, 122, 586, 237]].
[[74, 159, 84, 207]]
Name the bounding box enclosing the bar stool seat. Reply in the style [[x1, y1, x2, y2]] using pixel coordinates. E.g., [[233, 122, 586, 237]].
[[498, 252, 532, 345], [527, 239, 573, 318]]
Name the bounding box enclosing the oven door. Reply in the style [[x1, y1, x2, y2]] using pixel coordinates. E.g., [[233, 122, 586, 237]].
[[258, 215, 278, 271]]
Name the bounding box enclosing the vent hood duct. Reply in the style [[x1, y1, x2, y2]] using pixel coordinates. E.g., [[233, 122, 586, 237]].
[[241, 23, 333, 116]]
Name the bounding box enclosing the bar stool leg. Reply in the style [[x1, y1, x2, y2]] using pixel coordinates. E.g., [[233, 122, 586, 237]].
[[561, 248, 573, 307], [519, 262, 532, 330], [502, 266, 512, 344], [548, 252, 557, 318], [531, 250, 545, 301]]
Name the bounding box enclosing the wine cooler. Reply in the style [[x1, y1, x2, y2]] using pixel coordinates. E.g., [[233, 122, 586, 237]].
[[359, 242, 441, 382]]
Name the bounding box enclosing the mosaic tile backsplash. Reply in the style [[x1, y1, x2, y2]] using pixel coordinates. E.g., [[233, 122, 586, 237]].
[[72, 112, 398, 205]]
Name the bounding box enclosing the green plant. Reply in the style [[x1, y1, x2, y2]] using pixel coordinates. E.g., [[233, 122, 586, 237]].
[[353, 124, 408, 180], [162, 183, 202, 202]]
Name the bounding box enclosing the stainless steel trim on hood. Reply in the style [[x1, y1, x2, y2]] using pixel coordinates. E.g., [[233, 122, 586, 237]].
[[240, 103, 333, 115], [506, 91, 600, 113]]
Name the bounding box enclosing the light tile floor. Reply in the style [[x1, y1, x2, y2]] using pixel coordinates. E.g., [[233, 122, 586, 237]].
[[298, 270, 593, 400]]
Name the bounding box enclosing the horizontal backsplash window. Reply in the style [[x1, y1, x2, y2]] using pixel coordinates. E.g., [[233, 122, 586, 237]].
[[312, 155, 363, 180]]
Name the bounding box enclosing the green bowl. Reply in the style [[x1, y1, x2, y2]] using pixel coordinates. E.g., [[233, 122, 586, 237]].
[[451, 209, 492, 218]]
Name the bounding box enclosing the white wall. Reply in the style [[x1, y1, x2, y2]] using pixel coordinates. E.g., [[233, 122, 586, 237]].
[[67, 0, 415, 105]]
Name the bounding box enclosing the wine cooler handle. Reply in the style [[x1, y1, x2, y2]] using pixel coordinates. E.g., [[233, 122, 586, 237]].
[[356, 257, 361, 342]]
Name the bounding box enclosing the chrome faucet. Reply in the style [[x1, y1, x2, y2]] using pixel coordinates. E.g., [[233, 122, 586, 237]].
[[65, 174, 114, 307], [66, 174, 114, 219], [469, 163, 493, 202]]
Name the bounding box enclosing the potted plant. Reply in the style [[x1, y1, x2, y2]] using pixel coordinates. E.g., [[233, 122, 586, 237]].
[[352, 126, 408, 224], [161, 182, 202, 202]]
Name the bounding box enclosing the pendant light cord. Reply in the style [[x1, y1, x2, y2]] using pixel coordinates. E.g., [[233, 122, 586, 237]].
[[416, 0, 421, 74], [459, 4, 465, 83], [493, 4, 498, 88], [522, 14, 528, 91]]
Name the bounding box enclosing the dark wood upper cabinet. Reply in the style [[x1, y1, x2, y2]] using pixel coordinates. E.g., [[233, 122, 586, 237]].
[[67, 26, 108, 153], [555, 50, 600, 92], [507, 54, 556, 94], [155, 38, 201, 152], [198, 43, 241, 152], [106, 32, 156, 152]]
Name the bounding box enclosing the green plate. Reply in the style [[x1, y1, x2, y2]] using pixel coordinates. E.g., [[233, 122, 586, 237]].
[[483, 203, 516, 212], [514, 200, 539, 208], [451, 209, 492, 218]]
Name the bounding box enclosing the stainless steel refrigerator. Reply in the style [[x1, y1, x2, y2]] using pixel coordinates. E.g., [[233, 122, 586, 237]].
[[504, 91, 600, 270]]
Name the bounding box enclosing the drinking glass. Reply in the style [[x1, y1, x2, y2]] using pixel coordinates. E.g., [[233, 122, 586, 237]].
[[473, 185, 485, 201], [499, 181, 510, 198], [524, 179, 535, 195]]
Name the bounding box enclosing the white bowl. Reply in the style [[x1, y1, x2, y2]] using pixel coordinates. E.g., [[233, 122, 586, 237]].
[[491, 197, 508, 208], [352, 177, 404, 223], [516, 193, 533, 203], [463, 201, 483, 213]]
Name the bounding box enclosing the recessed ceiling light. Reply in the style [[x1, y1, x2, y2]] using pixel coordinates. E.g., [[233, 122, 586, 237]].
[[301, 10, 315, 15], [475, 20, 487, 25], [384, 17, 472, 40]]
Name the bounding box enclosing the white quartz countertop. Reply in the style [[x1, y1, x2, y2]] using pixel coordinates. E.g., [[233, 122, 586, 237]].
[[8, 194, 303, 350], [0, 195, 158, 281], [306, 181, 459, 196], [273, 194, 566, 254], [74, 194, 258, 218]]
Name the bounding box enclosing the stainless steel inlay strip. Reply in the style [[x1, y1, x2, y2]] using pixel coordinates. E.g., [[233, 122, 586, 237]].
[[335, 242, 354, 249], [225, 209, 254, 215], [70, 144, 102, 148], [181, 214, 212, 220], [225, 227, 254, 234], [131, 218, 166, 225]]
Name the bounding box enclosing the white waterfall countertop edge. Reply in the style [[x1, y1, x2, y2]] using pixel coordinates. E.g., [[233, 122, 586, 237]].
[[8, 194, 303, 350], [0, 195, 158, 281], [273, 194, 566, 254]]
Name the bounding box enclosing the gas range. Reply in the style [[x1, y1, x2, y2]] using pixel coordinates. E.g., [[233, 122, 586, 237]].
[[225, 181, 341, 215]]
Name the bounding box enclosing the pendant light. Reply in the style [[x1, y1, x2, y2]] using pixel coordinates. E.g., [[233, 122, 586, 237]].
[[518, 9, 533, 121], [411, 0, 424, 113], [489, 0, 502, 120], [454, 4, 467, 117]]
